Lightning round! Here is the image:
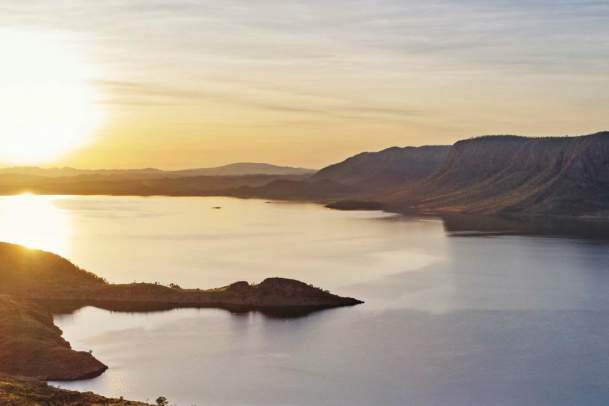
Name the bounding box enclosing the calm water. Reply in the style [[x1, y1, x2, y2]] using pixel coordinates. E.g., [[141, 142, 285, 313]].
[[3, 195, 609, 405]]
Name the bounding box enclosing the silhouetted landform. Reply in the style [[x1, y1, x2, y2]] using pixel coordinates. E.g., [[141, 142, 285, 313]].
[[0, 162, 314, 178], [0, 374, 150, 405], [230, 178, 357, 201], [325, 200, 385, 211], [0, 242, 362, 382], [387, 132, 609, 217], [0, 173, 306, 196], [315, 145, 450, 192], [174, 162, 314, 177], [0, 243, 361, 312], [325, 131, 609, 219], [0, 296, 107, 381], [3, 132, 609, 219]]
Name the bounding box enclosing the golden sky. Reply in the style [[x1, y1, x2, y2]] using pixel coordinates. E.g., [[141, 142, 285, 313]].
[[1, 1, 608, 169]]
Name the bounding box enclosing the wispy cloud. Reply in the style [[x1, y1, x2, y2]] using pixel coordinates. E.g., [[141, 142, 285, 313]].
[[94, 79, 419, 121], [1, 0, 608, 166]]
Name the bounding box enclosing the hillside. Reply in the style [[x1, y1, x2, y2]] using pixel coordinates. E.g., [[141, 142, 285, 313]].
[[314, 145, 450, 191], [0, 244, 105, 295], [0, 296, 106, 381], [0, 241, 361, 388], [0, 242, 362, 312], [388, 131, 609, 216], [0, 174, 305, 197], [174, 162, 314, 177], [0, 374, 150, 405], [3, 132, 609, 218]]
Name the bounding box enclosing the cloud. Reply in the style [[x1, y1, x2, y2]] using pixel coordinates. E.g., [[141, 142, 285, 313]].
[[94, 79, 418, 121]]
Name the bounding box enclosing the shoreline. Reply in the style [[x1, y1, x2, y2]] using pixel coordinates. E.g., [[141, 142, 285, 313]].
[[0, 243, 362, 403]]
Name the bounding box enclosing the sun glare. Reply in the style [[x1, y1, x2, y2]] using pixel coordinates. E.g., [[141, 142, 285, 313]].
[[0, 30, 102, 164], [0, 194, 70, 255]]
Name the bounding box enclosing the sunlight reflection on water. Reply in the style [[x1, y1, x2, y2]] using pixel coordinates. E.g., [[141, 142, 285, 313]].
[[0, 194, 71, 256]]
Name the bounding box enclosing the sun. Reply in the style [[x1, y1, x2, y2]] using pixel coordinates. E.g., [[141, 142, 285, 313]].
[[0, 30, 102, 164]]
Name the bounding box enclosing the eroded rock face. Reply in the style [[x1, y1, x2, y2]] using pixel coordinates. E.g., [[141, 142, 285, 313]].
[[389, 131, 609, 217], [0, 296, 107, 381]]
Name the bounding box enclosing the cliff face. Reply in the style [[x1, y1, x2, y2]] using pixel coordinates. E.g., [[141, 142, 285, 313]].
[[314, 145, 450, 192], [388, 132, 609, 216]]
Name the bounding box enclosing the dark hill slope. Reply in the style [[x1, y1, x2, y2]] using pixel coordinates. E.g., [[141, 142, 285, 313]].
[[0, 242, 362, 382], [0, 244, 106, 294], [314, 145, 450, 191], [0, 174, 304, 196], [0, 373, 149, 405], [0, 243, 362, 311], [390, 132, 609, 216], [0, 295, 107, 380]]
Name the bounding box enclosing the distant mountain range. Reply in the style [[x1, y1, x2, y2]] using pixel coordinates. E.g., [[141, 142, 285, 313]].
[[235, 131, 609, 219], [0, 162, 314, 178], [2, 132, 609, 219]]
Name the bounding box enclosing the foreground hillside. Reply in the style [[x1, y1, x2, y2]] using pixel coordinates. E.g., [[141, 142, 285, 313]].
[[0, 243, 361, 313], [0, 296, 106, 380], [0, 242, 362, 382], [0, 374, 149, 406]]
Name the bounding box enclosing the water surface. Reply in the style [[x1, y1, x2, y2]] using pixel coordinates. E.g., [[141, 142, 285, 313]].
[[2, 195, 609, 405]]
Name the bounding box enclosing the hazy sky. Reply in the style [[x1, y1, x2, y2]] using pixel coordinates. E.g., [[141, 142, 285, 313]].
[[1, 0, 609, 168]]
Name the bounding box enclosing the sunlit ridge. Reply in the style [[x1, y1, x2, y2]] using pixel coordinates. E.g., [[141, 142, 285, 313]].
[[0, 194, 70, 256]]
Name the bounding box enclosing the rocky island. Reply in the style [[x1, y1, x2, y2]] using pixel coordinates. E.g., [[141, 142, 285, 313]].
[[0, 242, 362, 404]]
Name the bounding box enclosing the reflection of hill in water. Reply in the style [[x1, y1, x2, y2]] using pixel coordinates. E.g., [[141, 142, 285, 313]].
[[442, 214, 609, 240], [45, 299, 337, 320]]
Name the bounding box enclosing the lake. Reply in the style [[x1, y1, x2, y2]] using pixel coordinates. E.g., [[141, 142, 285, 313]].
[[3, 195, 609, 405]]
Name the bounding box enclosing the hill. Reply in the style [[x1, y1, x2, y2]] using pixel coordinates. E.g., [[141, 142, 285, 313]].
[[0, 163, 314, 179], [0, 174, 305, 197], [314, 145, 450, 192], [0, 242, 362, 312], [0, 242, 361, 385], [174, 162, 314, 177], [0, 373, 150, 405], [0, 296, 106, 381], [388, 132, 609, 216]]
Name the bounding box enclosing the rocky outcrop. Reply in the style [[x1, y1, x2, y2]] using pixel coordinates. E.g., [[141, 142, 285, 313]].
[[0, 296, 107, 381], [220, 277, 363, 307]]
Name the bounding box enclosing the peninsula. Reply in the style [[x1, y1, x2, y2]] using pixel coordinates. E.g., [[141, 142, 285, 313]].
[[0, 242, 362, 404]]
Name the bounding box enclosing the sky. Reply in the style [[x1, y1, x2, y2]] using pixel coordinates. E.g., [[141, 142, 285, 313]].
[[1, 0, 608, 169]]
